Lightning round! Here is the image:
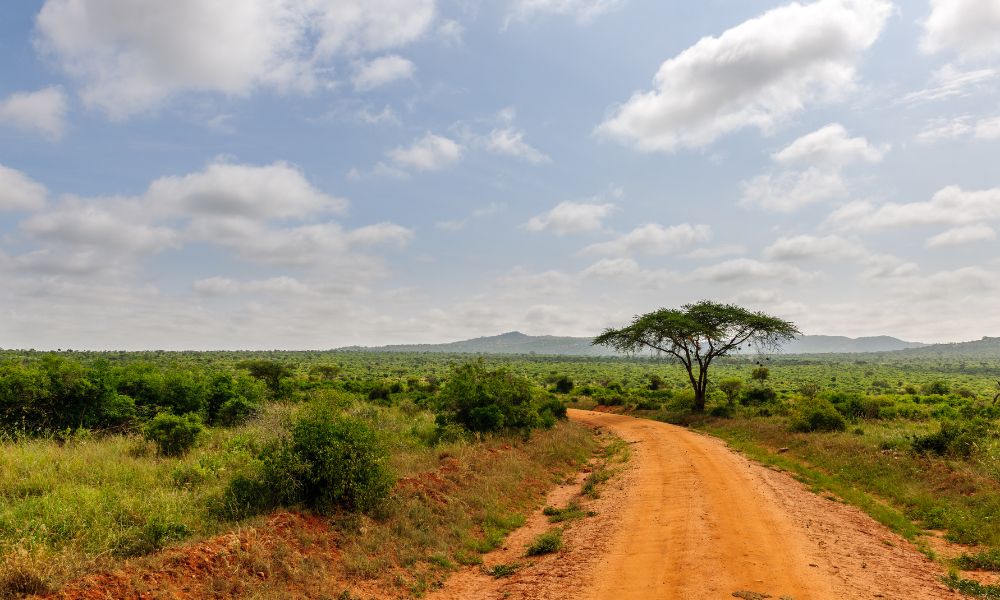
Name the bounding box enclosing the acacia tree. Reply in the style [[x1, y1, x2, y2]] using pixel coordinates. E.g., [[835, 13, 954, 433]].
[[593, 301, 799, 413]]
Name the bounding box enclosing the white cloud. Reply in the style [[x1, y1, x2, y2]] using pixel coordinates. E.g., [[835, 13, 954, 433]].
[[21, 199, 178, 254], [763, 234, 865, 260], [921, 0, 1000, 59], [146, 161, 346, 219], [742, 123, 886, 212], [683, 244, 746, 259], [506, 0, 625, 24], [903, 65, 998, 104], [352, 55, 416, 91], [358, 105, 400, 125], [926, 224, 997, 247], [582, 222, 711, 256], [772, 123, 887, 166], [740, 168, 848, 212], [524, 200, 616, 234], [485, 128, 551, 164], [35, 0, 437, 118], [0, 164, 48, 212], [388, 132, 463, 171], [347, 222, 415, 248], [0, 86, 68, 139], [580, 257, 640, 278], [595, 0, 892, 152], [828, 185, 1000, 230], [917, 114, 1000, 142], [193, 276, 317, 296], [691, 258, 812, 283]]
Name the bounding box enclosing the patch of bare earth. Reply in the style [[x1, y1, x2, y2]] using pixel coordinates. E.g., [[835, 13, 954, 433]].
[[431, 410, 964, 600]]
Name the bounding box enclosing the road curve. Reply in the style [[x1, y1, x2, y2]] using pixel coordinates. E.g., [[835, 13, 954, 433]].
[[569, 409, 957, 600]]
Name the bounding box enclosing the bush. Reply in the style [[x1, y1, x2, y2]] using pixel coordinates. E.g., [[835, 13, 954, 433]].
[[525, 528, 563, 556], [790, 400, 846, 433], [708, 404, 733, 418], [552, 376, 574, 394], [435, 360, 542, 434], [911, 419, 992, 458], [261, 407, 394, 514], [143, 413, 203, 456], [741, 387, 777, 406], [217, 396, 260, 426]]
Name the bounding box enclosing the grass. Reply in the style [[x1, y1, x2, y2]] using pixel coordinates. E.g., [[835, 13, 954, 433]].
[[0, 393, 596, 596], [956, 548, 1000, 571], [482, 562, 521, 578], [542, 501, 590, 523], [525, 528, 563, 556]]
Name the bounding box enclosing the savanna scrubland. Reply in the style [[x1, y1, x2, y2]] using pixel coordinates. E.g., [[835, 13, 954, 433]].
[[2, 343, 1000, 597]]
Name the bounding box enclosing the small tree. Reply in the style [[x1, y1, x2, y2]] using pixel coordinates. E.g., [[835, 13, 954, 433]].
[[750, 366, 770, 386], [718, 378, 743, 406], [593, 301, 798, 413]]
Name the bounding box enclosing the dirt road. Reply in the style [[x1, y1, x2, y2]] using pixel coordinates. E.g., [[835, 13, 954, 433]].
[[432, 409, 960, 600]]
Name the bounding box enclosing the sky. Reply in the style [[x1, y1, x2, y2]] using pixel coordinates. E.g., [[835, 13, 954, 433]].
[[1, 0, 999, 350]]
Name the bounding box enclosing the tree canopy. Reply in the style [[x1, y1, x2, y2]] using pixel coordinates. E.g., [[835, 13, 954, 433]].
[[593, 300, 799, 412]]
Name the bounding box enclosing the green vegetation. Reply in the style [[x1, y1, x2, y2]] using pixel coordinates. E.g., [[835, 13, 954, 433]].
[[593, 301, 799, 411], [525, 528, 563, 556], [143, 412, 203, 456]]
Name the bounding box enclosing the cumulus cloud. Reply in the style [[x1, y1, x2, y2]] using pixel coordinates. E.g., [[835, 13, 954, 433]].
[[582, 223, 711, 256], [388, 132, 463, 171], [741, 123, 886, 212], [523, 200, 616, 234], [763, 234, 865, 261], [352, 55, 416, 91], [0, 86, 68, 139], [34, 0, 437, 118], [772, 123, 888, 166], [926, 224, 997, 247], [146, 161, 345, 220], [691, 258, 812, 283], [921, 0, 1000, 59], [484, 128, 551, 164], [21, 199, 179, 254], [828, 185, 1000, 230], [740, 168, 848, 212], [0, 164, 48, 212], [580, 257, 641, 278], [596, 0, 892, 152]]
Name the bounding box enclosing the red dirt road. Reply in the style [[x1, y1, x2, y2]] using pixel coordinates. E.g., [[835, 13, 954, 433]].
[[432, 409, 961, 600]]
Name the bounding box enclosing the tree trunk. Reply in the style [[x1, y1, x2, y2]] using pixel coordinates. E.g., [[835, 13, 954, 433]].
[[693, 388, 706, 413]]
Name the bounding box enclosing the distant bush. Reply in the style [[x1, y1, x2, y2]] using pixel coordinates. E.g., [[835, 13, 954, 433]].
[[216, 396, 261, 426], [924, 381, 951, 395], [790, 400, 846, 433], [260, 407, 393, 514], [911, 419, 992, 458], [143, 413, 203, 456], [708, 404, 733, 418], [741, 387, 777, 406], [435, 360, 544, 434], [552, 376, 574, 394]]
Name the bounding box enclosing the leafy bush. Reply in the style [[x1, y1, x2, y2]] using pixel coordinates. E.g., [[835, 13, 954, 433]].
[[552, 376, 574, 394], [741, 386, 777, 405], [143, 413, 203, 456], [525, 528, 563, 556], [790, 400, 846, 433], [708, 404, 733, 418], [260, 407, 394, 514], [911, 419, 992, 458], [435, 360, 543, 434], [216, 396, 260, 426]]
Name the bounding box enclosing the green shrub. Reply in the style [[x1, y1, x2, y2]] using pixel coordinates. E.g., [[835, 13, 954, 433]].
[[790, 400, 846, 433], [525, 528, 563, 556], [708, 404, 733, 418], [99, 393, 137, 428], [143, 413, 203, 456], [911, 419, 992, 458], [741, 387, 777, 405], [261, 407, 394, 514], [216, 396, 260, 426], [435, 360, 542, 434], [552, 376, 574, 394]]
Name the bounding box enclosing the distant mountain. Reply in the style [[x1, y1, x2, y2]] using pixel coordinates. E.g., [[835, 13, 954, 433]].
[[888, 336, 1000, 359], [340, 331, 927, 356], [780, 335, 926, 354]]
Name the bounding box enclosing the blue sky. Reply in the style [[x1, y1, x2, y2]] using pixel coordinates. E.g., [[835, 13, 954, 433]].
[[1, 0, 999, 349]]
